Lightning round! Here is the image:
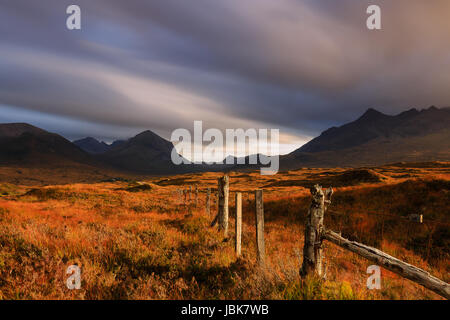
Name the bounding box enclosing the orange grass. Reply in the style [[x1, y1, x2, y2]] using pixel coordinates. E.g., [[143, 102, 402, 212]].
[[0, 163, 448, 299]]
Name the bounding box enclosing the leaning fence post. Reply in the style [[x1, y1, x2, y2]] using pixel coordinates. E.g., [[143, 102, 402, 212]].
[[218, 175, 229, 236], [255, 189, 265, 267], [300, 184, 333, 277], [235, 192, 242, 257], [206, 187, 211, 216]]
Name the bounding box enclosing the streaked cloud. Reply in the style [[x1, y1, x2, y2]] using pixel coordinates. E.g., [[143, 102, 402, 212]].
[[1, 0, 449, 155]]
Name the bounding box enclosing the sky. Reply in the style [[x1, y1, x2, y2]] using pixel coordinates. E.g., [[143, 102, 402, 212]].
[[1, 0, 450, 157]]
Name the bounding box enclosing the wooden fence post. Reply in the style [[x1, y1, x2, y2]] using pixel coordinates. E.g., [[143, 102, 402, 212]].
[[255, 189, 265, 267], [217, 175, 229, 236], [206, 187, 211, 216], [195, 184, 198, 207], [235, 192, 242, 257], [300, 184, 333, 277]]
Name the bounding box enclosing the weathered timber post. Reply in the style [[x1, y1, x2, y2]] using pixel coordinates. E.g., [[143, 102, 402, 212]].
[[206, 187, 211, 216], [235, 192, 242, 257], [255, 189, 265, 267], [217, 175, 229, 236], [189, 186, 192, 201], [183, 188, 187, 204], [300, 184, 333, 277], [195, 184, 198, 207], [216, 189, 219, 204]]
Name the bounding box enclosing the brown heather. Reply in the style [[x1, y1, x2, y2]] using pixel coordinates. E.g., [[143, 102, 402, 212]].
[[0, 162, 448, 300]]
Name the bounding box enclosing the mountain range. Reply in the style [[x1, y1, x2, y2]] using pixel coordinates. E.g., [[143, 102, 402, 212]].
[[281, 106, 450, 169], [73, 137, 125, 154], [0, 106, 448, 176]]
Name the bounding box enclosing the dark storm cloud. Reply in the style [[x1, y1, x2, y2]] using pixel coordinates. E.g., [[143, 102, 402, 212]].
[[0, 0, 449, 150]]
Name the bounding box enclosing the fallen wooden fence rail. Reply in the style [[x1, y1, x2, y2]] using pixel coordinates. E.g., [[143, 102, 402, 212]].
[[323, 228, 450, 300], [300, 184, 450, 300]]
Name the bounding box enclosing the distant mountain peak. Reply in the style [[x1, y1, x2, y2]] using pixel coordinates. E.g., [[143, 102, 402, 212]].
[[358, 108, 387, 121], [0, 123, 92, 165], [365, 107, 381, 114], [128, 130, 173, 151], [398, 108, 419, 117], [73, 137, 110, 154], [110, 139, 126, 148], [0, 122, 48, 138], [75, 137, 104, 144], [99, 129, 178, 174], [134, 130, 160, 139]]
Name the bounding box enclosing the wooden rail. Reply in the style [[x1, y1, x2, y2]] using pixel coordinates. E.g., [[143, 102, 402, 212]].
[[323, 229, 450, 299], [301, 184, 450, 300]]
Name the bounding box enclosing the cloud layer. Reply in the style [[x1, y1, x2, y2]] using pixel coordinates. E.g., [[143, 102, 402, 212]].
[[1, 0, 449, 153]]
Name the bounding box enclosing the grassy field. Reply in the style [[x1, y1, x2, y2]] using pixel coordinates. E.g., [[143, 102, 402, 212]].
[[0, 162, 449, 299]]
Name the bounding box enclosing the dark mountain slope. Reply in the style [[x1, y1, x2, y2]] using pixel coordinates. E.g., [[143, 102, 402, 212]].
[[0, 123, 93, 165], [0, 122, 49, 138], [110, 139, 126, 149], [99, 130, 191, 174], [73, 137, 110, 154], [281, 107, 450, 169]]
